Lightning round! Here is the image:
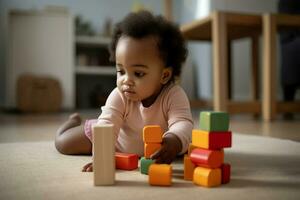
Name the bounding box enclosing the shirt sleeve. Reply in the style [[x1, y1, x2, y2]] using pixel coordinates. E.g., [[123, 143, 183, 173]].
[[97, 88, 126, 140], [163, 85, 194, 154]]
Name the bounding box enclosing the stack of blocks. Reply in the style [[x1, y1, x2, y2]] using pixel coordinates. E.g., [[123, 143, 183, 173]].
[[184, 111, 232, 187], [141, 125, 172, 186]]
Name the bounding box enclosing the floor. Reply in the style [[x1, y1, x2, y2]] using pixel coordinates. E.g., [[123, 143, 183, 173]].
[[0, 109, 299, 144]]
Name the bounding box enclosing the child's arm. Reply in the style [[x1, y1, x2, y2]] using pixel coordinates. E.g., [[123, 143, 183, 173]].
[[150, 134, 182, 164], [152, 85, 193, 163]]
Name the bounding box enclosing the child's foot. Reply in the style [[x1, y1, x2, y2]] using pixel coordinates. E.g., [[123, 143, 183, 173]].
[[56, 113, 82, 136]]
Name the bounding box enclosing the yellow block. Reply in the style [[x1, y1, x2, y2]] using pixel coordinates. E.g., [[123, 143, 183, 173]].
[[144, 143, 161, 159], [184, 155, 195, 181], [193, 167, 221, 187], [192, 129, 209, 149], [149, 164, 172, 186]]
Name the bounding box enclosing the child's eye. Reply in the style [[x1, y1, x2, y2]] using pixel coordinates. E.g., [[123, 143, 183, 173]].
[[117, 69, 125, 75], [135, 71, 145, 78]]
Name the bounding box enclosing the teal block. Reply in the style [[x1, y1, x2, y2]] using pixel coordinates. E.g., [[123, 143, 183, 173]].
[[140, 157, 154, 175], [199, 111, 229, 131]]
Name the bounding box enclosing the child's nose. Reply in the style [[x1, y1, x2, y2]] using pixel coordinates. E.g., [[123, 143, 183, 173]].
[[124, 75, 134, 85]]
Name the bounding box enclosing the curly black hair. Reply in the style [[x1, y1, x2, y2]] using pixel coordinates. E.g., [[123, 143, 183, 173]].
[[109, 10, 188, 82]]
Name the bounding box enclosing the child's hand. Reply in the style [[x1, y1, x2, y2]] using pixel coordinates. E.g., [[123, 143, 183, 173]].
[[150, 134, 182, 164], [82, 162, 93, 172]]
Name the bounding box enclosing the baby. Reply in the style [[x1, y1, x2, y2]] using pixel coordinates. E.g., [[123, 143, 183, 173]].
[[55, 10, 193, 172]]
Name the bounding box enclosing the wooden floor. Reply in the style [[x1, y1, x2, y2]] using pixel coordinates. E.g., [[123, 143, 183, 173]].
[[0, 109, 299, 143]]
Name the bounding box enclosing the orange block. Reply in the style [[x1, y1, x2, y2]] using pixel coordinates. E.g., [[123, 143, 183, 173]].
[[184, 155, 196, 181], [143, 125, 163, 143], [144, 143, 161, 158], [188, 143, 198, 156], [115, 152, 139, 170], [149, 164, 172, 186], [192, 129, 232, 150], [190, 148, 224, 168], [193, 167, 221, 187]]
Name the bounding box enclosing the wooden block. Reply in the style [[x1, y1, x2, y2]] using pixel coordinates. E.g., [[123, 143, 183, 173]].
[[92, 124, 115, 186], [143, 125, 163, 143], [221, 163, 231, 184], [199, 111, 229, 131], [192, 129, 232, 149], [184, 155, 196, 181], [115, 152, 139, 170], [193, 167, 221, 187], [144, 143, 161, 159], [190, 148, 224, 168], [187, 143, 198, 156], [149, 164, 172, 186], [140, 157, 155, 175]]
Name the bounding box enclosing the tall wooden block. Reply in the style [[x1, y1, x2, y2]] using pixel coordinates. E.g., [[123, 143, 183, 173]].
[[115, 152, 139, 170], [190, 148, 224, 168], [149, 164, 172, 186], [92, 124, 115, 186], [184, 155, 196, 181], [221, 163, 231, 184], [192, 129, 232, 149], [199, 111, 229, 131], [140, 157, 155, 175], [144, 143, 161, 159], [193, 167, 221, 187], [143, 125, 163, 143]]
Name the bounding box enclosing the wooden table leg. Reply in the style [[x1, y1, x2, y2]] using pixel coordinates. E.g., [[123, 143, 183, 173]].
[[212, 11, 228, 112], [262, 14, 277, 121]]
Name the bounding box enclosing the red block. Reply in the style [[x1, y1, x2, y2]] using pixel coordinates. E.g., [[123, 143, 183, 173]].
[[221, 163, 231, 184], [115, 152, 139, 170], [190, 148, 224, 168]]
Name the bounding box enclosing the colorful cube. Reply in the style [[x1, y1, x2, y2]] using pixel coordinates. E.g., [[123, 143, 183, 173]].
[[115, 152, 139, 170], [149, 164, 172, 186], [192, 129, 232, 149], [143, 125, 163, 143], [193, 167, 221, 187], [144, 143, 161, 159], [184, 155, 196, 181], [199, 111, 229, 131], [140, 157, 155, 175], [190, 148, 224, 168]]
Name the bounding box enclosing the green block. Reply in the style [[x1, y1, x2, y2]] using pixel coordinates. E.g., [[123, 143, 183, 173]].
[[199, 111, 229, 131], [140, 157, 154, 175]]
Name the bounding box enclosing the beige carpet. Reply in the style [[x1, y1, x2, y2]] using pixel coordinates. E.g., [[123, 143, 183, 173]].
[[0, 133, 299, 200]]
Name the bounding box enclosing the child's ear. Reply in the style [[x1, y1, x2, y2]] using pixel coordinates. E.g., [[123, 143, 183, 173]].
[[161, 67, 172, 84]]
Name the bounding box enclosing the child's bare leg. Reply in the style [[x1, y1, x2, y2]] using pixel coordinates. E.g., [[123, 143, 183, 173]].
[[55, 113, 92, 155]]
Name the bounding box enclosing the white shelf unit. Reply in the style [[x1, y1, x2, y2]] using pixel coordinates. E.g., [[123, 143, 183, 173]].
[[74, 35, 116, 109]]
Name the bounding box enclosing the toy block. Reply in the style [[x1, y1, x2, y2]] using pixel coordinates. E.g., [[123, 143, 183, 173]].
[[143, 125, 163, 143], [192, 129, 232, 149], [149, 164, 172, 186], [221, 163, 231, 184], [140, 157, 155, 175], [184, 155, 196, 181], [188, 143, 198, 156], [144, 143, 161, 159], [115, 152, 139, 170], [92, 124, 115, 186], [190, 148, 224, 168], [193, 167, 221, 187], [199, 111, 229, 131]]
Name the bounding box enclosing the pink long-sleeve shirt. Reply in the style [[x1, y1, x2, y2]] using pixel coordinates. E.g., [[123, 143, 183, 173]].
[[86, 83, 193, 156]]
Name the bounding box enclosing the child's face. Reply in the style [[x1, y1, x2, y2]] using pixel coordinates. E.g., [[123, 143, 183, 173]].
[[115, 35, 172, 106]]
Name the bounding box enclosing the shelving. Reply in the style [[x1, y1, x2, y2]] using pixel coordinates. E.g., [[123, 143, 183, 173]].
[[74, 35, 116, 109]]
